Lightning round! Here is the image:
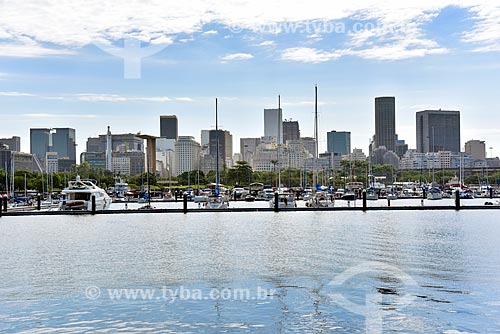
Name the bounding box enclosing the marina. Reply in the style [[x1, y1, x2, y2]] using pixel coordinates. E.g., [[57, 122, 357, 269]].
[[1, 196, 499, 217]]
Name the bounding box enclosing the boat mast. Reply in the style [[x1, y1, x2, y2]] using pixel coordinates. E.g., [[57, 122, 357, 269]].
[[4, 160, 8, 194], [215, 98, 220, 196], [146, 149, 150, 207], [277, 95, 281, 189], [314, 84, 318, 188], [10, 152, 14, 196]]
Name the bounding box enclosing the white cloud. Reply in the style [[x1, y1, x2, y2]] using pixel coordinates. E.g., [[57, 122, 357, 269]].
[[179, 37, 195, 43], [345, 43, 449, 61], [175, 97, 194, 102], [0, 91, 36, 97], [306, 33, 323, 42], [282, 100, 332, 107], [77, 94, 129, 102], [203, 30, 218, 36], [76, 93, 194, 103], [0, 43, 75, 58], [256, 40, 275, 47], [0, 91, 195, 103], [221, 53, 254, 62], [281, 47, 342, 63], [462, 3, 500, 52], [21, 113, 98, 119], [0, 1, 498, 59]]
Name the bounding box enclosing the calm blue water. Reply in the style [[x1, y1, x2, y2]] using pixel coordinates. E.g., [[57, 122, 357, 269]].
[[1, 210, 500, 333]]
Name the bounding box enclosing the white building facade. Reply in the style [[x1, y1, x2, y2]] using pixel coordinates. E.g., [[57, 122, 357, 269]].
[[174, 136, 201, 176]]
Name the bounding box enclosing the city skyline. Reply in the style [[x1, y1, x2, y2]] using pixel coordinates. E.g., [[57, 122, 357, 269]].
[[1, 97, 498, 163], [1, 2, 499, 158]]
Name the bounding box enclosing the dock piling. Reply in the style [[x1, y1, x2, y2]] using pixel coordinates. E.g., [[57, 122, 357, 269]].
[[455, 190, 461, 211], [362, 190, 367, 212], [91, 195, 96, 215], [183, 194, 188, 214], [274, 192, 279, 213]]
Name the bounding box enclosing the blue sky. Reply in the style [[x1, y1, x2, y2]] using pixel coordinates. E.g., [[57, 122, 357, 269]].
[[1, 1, 499, 160]]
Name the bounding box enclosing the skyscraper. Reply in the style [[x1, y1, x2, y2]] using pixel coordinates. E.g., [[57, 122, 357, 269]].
[[0, 136, 21, 152], [209, 129, 233, 168], [30, 128, 51, 165], [283, 120, 300, 143], [327, 131, 351, 156], [300, 137, 316, 157], [240, 138, 261, 163], [30, 128, 76, 169], [416, 110, 461, 153], [374, 97, 396, 152], [465, 139, 486, 161], [264, 108, 283, 144], [200, 130, 210, 147], [160, 115, 178, 139], [51, 128, 76, 163], [174, 136, 201, 176], [84, 129, 145, 173]]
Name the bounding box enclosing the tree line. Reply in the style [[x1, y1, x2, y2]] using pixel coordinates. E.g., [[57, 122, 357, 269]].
[[1, 160, 498, 194]]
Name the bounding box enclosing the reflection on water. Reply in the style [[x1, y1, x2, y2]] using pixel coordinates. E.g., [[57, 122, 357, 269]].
[[1, 211, 500, 333]]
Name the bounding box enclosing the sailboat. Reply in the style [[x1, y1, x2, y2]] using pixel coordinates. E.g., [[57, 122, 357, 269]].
[[366, 158, 379, 200], [427, 186, 443, 200], [268, 94, 297, 209], [204, 98, 229, 209], [426, 154, 442, 200]]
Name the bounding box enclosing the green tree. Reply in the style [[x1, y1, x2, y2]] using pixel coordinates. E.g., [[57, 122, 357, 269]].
[[176, 170, 206, 187], [226, 161, 253, 186]]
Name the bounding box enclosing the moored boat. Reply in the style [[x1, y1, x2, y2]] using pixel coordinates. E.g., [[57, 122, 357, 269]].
[[59, 176, 112, 211], [269, 193, 297, 208], [427, 187, 443, 200], [204, 195, 229, 209], [306, 192, 335, 208], [366, 188, 379, 200]]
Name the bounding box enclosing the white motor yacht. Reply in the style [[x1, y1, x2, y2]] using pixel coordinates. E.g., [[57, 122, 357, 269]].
[[269, 193, 297, 208], [59, 176, 112, 211], [306, 192, 335, 208], [204, 195, 229, 209]]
